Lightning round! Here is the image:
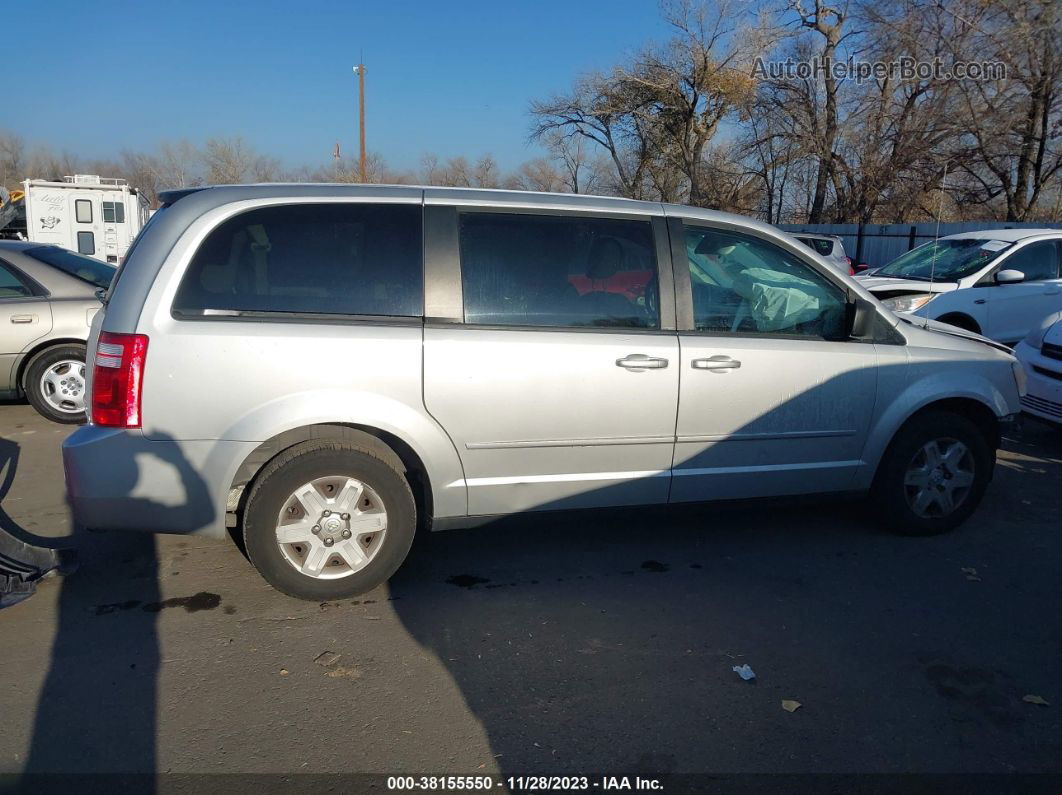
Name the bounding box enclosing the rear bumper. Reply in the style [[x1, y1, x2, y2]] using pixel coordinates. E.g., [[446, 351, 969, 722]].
[[62, 426, 256, 539]]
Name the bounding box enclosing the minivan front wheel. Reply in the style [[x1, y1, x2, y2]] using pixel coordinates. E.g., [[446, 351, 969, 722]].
[[243, 441, 416, 600], [871, 411, 992, 536]]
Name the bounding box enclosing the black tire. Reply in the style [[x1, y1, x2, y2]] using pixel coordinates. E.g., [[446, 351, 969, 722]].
[[242, 441, 416, 600], [870, 410, 993, 536], [935, 313, 980, 334], [24, 344, 88, 424]]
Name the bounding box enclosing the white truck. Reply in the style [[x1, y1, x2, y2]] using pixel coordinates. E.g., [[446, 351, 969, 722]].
[[1, 175, 150, 263]]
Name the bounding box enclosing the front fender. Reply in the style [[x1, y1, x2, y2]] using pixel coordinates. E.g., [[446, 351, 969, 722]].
[[857, 356, 1014, 490]]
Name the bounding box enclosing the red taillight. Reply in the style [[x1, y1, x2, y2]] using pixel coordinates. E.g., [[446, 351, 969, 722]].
[[91, 332, 148, 428]]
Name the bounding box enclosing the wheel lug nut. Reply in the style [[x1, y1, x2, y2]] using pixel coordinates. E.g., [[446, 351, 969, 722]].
[[312, 525, 321, 534], [322, 510, 331, 517], [323, 537, 334, 547], [341, 529, 351, 539], [341, 513, 350, 520]]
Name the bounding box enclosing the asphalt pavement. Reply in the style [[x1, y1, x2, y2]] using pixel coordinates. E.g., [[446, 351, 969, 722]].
[[0, 400, 1060, 784]]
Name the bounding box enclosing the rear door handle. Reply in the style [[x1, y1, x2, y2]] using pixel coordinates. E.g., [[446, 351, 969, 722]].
[[692, 355, 742, 372], [616, 354, 669, 370], [10, 314, 36, 324]]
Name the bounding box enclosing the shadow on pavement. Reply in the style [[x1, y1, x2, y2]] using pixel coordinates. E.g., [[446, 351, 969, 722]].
[[20, 433, 213, 784], [387, 426, 1062, 775]]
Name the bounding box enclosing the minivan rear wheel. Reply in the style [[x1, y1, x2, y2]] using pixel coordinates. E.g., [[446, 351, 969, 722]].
[[870, 410, 993, 536], [243, 441, 416, 600]]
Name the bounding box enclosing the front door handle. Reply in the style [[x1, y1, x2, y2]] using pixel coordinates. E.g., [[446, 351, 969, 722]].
[[974, 298, 986, 304], [616, 354, 669, 370], [10, 314, 36, 324], [692, 355, 742, 372]]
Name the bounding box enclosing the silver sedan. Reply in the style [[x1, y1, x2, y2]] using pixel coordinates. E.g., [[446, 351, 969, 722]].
[[0, 240, 113, 423]]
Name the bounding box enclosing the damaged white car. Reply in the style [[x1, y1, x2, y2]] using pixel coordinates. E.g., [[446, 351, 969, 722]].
[[857, 229, 1062, 345]]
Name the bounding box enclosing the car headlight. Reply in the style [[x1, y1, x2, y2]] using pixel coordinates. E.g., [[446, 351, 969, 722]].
[[1011, 360, 1027, 398], [881, 293, 936, 313]]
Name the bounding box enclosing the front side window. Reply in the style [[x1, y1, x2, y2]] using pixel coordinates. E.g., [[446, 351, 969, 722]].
[[172, 203, 423, 317], [75, 199, 93, 223], [999, 241, 1058, 282], [684, 226, 847, 338], [459, 212, 659, 329]]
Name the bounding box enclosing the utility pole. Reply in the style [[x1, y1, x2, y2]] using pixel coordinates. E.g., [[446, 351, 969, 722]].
[[353, 63, 366, 183]]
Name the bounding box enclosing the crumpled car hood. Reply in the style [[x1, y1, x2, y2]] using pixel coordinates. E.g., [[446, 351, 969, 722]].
[[856, 276, 960, 294]]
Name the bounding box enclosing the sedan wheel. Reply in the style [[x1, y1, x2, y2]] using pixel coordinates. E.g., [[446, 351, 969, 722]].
[[39, 359, 87, 415], [24, 344, 88, 424]]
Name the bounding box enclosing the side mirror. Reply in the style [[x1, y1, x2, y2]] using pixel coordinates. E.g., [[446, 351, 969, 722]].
[[995, 269, 1025, 284], [847, 296, 877, 338]]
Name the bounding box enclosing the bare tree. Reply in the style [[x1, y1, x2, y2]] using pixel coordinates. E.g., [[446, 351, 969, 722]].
[[0, 131, 25, 190], [418, 154, 501, 188], [620, 0, 759, 205], [944, 0, 1061, 220], [505, 158, 566, 192], [203, 137, 258, 184], [786, 0, 850, 222], [530, 72, 653, 199], [155, 140, 201, 189], [542, 131, 596, 193], [532, 0, 761, 206]]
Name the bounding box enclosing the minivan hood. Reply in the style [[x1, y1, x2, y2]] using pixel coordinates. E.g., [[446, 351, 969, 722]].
[[857, 275, 960, 294], [899, 315, 1013, 354]]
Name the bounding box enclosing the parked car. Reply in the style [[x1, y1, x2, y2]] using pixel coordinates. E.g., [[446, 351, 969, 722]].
[[1014, 311, 1062, 426], [793, 232, 853, 275], [63, 186, 1023, 600], [0, 240, 114, 422], [857, 229, 1062, 345]]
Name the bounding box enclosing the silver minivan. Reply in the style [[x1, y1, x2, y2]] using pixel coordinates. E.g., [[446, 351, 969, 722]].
[[62, 185, 1024, 600]]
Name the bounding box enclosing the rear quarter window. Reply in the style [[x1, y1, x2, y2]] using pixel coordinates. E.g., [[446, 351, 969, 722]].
[[172, 203, 423, 318]]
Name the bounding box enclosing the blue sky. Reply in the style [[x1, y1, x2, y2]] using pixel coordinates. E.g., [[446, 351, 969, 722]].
[[5, 0, 689, 172]]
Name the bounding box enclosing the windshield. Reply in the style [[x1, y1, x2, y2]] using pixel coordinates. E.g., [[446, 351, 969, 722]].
[[24, 246, 116, 289], [876, 238, 1012, 281]]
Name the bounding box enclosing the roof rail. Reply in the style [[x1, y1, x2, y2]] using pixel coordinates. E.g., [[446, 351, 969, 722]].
[[63, 175, 128, 186]]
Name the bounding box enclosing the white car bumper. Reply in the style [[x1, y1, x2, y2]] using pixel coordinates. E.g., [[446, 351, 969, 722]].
[[1014, 340, 1062, 424]]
